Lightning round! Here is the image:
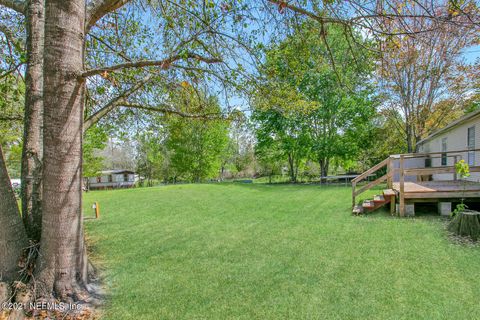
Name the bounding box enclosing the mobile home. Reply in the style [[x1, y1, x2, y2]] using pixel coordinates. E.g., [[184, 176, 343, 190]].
[[86, 170, 136, 190]]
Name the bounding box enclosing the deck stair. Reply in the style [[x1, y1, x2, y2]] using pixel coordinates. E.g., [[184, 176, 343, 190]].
[[352, 189, 396, 215]]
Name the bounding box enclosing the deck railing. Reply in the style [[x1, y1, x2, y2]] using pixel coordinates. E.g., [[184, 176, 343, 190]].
[[352, 148, 480, 216], [351, 156, 393, 208]]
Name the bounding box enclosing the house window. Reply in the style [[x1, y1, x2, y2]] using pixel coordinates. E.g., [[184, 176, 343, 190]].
[[441, 138, 447, 166], [108, 175, 113, 183], [424, 145, 431, 167], [96, 176, 101, 183], [468, 126, 475, 166], [425, 157, 432, 168], [124, 173, 129, 182]]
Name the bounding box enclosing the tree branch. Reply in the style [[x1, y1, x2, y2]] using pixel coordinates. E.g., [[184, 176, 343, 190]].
[[84, 99, 226, 134], [266, 0, 474, 36], [83, 74, 154, 131], [0, 0, 26, 14], [80, 53, 222, 78], [117, 101, 226, 120], [0, 115, 23, 122], [0, 23, 23, 48], [0, 62, 23, 79], [266, 0, 345, 25], [86, 0, 131, 33]]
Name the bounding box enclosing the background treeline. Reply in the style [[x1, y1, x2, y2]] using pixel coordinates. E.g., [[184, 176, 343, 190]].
[[2, 17, 479, 185]]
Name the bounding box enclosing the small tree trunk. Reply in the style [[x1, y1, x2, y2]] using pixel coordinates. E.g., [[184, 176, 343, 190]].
[[0, 144, 28, 283], [288, 153, 296, 183], [34, 0, 87, 301], [405, 120, 414, 153], [21, 0, 45, 243], [319, 159, 329, 184], [414, 135, 422, 153]]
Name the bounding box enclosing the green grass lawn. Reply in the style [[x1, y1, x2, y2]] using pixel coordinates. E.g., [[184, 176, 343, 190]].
[[84, 183, 480, 320]]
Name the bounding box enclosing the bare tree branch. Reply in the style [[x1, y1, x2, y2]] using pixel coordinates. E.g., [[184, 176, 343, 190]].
[[0, 0, 26, 14], [267, 0, 346, 25], [117, 101, 227, 120], [80, 53, 222, 78], [0, 22, 23, 48], [84, 74, 229, 132], [0, 62, 23, 79], [0, 115, 23, 122], [83, 74, 154, 131], [86, 0, 131, 33], [266, 0, 478, 36], [87, 33, 132, 62], [84, 99, 226, 134]]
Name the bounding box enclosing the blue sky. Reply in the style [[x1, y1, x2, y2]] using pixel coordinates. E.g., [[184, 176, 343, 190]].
[[463, 45, 480, 63]]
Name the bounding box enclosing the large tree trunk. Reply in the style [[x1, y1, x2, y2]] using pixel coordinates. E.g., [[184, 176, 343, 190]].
[[405, 119, 414, 153], [21, 0, 45, 243], [287, 153, 296, 183], [34, 0, 87, 301], [319, 158, 329, 184], [414, 134, 422, 153], [0, 144, 28, 283]]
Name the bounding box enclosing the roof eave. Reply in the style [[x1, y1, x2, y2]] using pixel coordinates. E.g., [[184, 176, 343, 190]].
[[416, 109, 480, 146]]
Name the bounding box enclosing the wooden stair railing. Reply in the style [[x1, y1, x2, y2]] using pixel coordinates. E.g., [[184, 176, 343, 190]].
[[352, 157, 393, 208]]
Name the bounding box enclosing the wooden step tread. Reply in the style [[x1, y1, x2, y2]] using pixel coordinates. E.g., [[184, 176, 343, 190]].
[[373, 195, 385, 202], [363, 200, 375, 208], [383, 189, 396, 196]]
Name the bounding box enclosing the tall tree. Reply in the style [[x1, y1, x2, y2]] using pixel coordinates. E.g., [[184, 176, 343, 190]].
[[33, 0, 87, 300], [166, 87, 229, 182], [0, 0, 45, 242], [253, 107, 311, 183], [136, 128, 168, 186], [0, 74, 24, 178], [82, 124, 108, 178], [20, 0, 44, 242], [254, 22, 376, 180], [377, 1, 478, 152], [0, 144, 27, 283]]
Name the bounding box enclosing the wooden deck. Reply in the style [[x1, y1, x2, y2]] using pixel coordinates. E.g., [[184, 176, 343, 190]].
[[352, 149, 480, 216], [392, 180, 480, 199]]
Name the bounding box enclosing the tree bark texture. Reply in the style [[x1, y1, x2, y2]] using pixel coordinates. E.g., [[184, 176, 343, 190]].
[[21, 0, 45, 243], [0, 144, 28, 283], [319, 158, 329, 184], [34, 0, 87, 300], [448, 210, 480, 241], [287, 153, 296, 183]]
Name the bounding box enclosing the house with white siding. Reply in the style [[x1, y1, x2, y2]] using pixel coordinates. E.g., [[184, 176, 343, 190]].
[[86, 170, 137, 190], [417, 109, 480, 182]]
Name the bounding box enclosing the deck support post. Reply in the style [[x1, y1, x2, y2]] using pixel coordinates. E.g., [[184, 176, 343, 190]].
[[438, 202, 452, 216], [352, 181, 356, 208], [399, 155, 405, 217], [390, 195, 395, 215], [387, 157, 393, 188]]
